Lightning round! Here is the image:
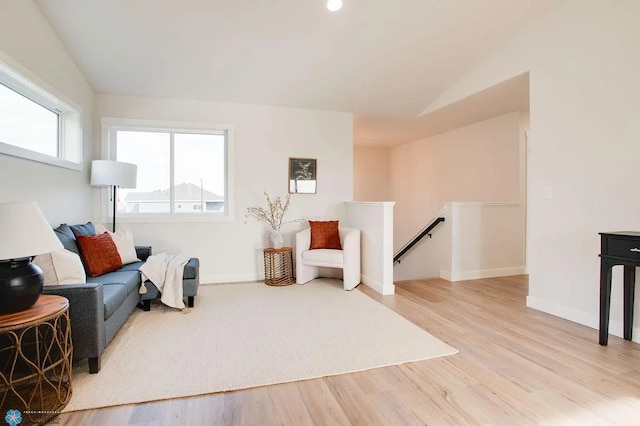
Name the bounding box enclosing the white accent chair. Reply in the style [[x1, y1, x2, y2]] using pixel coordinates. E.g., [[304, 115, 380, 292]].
[[295, 227, 361, 290]]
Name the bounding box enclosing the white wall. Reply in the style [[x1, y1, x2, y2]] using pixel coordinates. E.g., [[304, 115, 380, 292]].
[[353, 145, 390, 201], [0, 1, 94, 225], [390, 112, 522, 279], [95, 94, 353, 284], [428, 0, 640, 341], [444, 202, 525, 281], [345, 201, 395, 295]]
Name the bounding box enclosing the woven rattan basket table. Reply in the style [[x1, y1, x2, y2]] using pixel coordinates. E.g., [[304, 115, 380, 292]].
[[263, 247, 295, 286], [0, 295, 73, 425]]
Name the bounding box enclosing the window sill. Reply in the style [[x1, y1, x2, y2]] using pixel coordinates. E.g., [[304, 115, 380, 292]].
[[102, 214, 235, 224], [0, 142, 82, 171]]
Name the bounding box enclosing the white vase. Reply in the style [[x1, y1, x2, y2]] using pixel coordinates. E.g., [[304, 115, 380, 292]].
[[269, 229, 284, 249]]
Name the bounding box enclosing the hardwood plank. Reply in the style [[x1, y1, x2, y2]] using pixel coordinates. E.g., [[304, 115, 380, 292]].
[[57, 275, 640, 425]]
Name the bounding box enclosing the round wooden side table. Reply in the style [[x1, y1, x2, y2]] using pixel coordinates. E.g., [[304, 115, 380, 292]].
[[0, 295, 73, 425], [263, 247, 295, 286]]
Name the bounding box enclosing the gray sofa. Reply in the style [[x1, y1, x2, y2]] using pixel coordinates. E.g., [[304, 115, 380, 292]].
[[42, 223, 199, 373]]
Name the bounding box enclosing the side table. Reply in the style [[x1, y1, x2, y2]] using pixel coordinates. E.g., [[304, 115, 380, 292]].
[[0, 295, 73, 425], [263, 247, 295, 286]]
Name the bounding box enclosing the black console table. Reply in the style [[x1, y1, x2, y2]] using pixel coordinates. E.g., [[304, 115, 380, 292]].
[[599, 231, 640, 345]]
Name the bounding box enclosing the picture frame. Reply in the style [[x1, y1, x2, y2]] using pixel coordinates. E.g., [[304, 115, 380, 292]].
[[288, 157, 317, 194]]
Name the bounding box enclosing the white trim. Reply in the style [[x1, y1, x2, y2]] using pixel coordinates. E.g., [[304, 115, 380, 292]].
[[361, 273, 395, 295], [344, 201, 397, 207], [445, 201, 521, 207], [525, 295, 640, 344], [206, 272, 261, 284], [0, 141, 82, 171], [440, 270, 453, 281], [99, 117, 235, 223], [101, 117, 235, 133], [0, 52, 83, 169], [440, 266, 526, 282]]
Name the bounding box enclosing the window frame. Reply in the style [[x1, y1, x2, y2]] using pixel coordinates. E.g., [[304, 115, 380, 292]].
[[100, 117, 235, 224], [0, 54, 82, 171]]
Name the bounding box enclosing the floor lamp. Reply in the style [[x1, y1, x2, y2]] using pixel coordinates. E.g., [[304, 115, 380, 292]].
[[91, 160, 138, 232]]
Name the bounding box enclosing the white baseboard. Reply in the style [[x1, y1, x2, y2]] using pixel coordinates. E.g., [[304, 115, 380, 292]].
[[201, 272, 260, 285], [526, 295, 640, 344], [440, 266, 526, 282], [361, 273, 394, 295]]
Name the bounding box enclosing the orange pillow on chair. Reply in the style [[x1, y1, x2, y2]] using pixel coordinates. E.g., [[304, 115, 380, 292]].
[[309, 220, 342, 250], [76, 232, 123, 277]]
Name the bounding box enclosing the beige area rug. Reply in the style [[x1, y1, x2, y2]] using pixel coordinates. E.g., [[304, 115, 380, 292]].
[[65, 279, 457, 412]]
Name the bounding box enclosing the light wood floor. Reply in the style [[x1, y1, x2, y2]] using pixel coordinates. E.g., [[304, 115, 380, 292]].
[[56, 276, 640, 425]]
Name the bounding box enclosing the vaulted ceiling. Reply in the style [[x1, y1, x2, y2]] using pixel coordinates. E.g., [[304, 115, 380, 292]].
[[35, 0, 545, 146]]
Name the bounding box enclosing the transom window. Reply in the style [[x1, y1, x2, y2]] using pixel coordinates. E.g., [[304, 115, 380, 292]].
[[0, 58, 81, 169], [102, 118, 233, 222]]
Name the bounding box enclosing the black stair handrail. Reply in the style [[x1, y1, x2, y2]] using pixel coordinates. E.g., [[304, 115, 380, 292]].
[[393, 217, 445, 264]]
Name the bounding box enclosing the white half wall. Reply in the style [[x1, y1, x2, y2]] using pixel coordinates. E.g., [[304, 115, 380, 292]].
[[0, 1, 94, 225], [427, 0, 640, 342], [345, 201, 395, 295], [95, 95, 353, 284]]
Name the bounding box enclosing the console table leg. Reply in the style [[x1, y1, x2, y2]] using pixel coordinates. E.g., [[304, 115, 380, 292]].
[[623, 265, 636, 341], [600, 260, 612, 346]]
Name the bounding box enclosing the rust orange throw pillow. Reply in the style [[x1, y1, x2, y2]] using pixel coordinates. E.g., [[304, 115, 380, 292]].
[[309, 220, 342, 250], [76, 232, 123, 277]]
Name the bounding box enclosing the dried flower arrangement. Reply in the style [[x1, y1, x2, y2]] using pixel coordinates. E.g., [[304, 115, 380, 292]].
[[245, 192, 291, 230]]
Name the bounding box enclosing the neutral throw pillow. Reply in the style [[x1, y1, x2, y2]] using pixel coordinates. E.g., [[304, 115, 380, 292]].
[[33, 249, 86, 285], [95, 223, 140, 265], [76, 232, 123, 277], [309, 220, 342, 250]]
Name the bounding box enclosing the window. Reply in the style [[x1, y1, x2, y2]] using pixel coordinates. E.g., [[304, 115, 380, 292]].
[[102, 118, 233, 222], [0, 59, 81, 169]]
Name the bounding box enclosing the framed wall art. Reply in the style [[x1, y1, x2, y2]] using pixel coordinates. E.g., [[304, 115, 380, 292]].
[[288, 157, 317, 194]]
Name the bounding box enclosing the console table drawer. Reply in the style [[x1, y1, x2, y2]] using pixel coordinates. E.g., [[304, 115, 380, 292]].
[[608, 237, 640, 260]]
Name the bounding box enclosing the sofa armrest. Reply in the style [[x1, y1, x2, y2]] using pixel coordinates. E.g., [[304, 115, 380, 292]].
[[42, 283, 105, 360], [135, 245, 152, 261]]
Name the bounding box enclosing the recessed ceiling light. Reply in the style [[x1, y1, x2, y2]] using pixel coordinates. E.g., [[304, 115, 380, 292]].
[[327, 0, 342, 12]]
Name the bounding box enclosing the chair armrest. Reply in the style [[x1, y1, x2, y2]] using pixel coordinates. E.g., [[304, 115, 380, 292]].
[[340, 228, 361, 261], [135, 246, 152, 261], [296, 229, 311, 262], [42, 283, 105, 360]]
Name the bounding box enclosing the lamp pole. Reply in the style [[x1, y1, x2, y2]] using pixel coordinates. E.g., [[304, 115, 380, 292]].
[[112, 185, 117, 232]]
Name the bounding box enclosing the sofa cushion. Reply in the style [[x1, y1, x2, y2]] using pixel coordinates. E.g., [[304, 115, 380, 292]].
[[54, 224, 80, 255], [309, 220, 342, 250], [77, 233, 123, 277], [70, 222, 96, 237], [118, 260, 145, 273], [301, 248, 344, 266], [101, 283, 127, 319], [88, 270, 141, 295]]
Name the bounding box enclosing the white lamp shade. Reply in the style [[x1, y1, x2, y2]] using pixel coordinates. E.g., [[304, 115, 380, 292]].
[[0, 202, 63, 260], [91, 160, 137, 188]]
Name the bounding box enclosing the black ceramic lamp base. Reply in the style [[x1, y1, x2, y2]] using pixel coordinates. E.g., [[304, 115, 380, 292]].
[[0, 258, 44, 315]]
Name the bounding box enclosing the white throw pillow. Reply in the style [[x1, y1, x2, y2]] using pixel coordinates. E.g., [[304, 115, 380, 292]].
[[95, 223, 140, 265], [33, 249, 86, 286]]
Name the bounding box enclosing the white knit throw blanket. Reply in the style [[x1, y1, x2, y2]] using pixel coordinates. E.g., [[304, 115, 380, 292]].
[[139, 253, 191, 309]]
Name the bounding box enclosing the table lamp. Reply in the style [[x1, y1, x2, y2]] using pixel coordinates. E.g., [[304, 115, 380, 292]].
[[90, 160, 138, 232], [0, 202, 63, 314]]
